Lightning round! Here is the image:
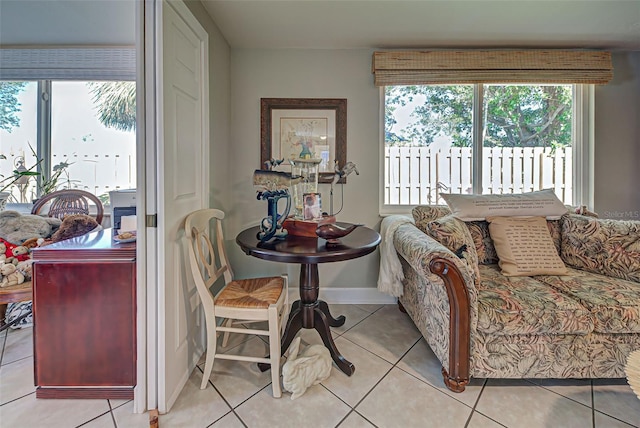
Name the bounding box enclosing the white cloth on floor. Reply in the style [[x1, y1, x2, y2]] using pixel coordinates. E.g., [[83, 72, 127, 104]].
[[377, 215, 414, 297]]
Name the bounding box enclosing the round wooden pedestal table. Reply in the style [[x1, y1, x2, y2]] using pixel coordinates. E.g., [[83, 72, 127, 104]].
[[236, 223, 381, 376]]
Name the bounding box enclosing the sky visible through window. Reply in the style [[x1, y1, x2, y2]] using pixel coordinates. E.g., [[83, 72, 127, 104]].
[[0, 81, 136, 202]]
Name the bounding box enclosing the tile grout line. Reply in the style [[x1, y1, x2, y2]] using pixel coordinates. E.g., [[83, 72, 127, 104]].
[[0, 328, 8, 366], [464, 379, 509, 428], [312, 332, 421, 426], [463, 379, 486, 428], [341, 335, 422, 416], [196, 363, 249, 428], [274, 304, 382, 425], [74, 406, 115, 428], [527, 378, 597, 411], [0, 390, 36, 408], [592, 380, 596, 428], [107, 398, 118, 428]]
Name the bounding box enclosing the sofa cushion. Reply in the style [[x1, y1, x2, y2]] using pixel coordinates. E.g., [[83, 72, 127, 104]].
[[417, 213, 479, 270], [487, 216, 568, 276], [476, 264, 594, 336], [441, 189, 568, 221], [412, 205, 451, 231], [467, 219, 562, 265], [535, 268, 640, 334], [417, 214, 482, 291], [560, 214, 640, 283], [467, 221, 499, 265]]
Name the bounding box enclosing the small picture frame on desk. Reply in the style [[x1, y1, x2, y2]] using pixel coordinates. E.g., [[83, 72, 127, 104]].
[[303, 193, 322, 220]]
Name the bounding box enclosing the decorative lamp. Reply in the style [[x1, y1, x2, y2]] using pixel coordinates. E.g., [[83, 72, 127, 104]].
[[289, 158, 321, 219]]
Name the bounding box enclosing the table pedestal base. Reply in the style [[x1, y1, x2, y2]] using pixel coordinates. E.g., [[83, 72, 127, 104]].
[[259, 263, 355, 376]]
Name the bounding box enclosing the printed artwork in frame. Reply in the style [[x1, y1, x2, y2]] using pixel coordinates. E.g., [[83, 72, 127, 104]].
[[260, 98, 347, 183]]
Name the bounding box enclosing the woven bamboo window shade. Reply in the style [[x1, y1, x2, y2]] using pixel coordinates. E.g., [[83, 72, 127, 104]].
[[372, 50, 613, 85]]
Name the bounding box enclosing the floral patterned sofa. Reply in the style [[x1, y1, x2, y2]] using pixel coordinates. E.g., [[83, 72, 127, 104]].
[[391, 205, 640, 393]]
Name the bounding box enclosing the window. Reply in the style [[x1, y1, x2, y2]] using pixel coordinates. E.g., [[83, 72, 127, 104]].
[[0, 80, 136, 203], [383, 83, 579, 210], [374, 49, 610, 214], [0, 47, 136, 204]]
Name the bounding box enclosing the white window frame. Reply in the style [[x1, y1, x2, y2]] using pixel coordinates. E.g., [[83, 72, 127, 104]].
[[379, 84, 595, 216], [1, 47, 135, 197]]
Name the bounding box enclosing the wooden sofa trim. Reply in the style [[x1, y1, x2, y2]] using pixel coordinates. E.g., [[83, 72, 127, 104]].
[[429, 257, 471, 392]]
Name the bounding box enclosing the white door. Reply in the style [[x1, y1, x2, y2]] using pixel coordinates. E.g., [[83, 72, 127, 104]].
[[146, 0, 209, 413]]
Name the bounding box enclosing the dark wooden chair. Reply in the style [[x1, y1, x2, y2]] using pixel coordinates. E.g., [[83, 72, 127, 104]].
[[31, 189, 104, 225]]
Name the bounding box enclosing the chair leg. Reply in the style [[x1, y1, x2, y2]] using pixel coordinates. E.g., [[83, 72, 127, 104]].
[[268, 305, 282, 398], [221, 318, 233, 348], [280, 274, 289, 337], [201, 313, 217, 390]]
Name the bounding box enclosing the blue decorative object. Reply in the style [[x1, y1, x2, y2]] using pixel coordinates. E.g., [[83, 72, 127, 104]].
[[256, 189, 291, 242]]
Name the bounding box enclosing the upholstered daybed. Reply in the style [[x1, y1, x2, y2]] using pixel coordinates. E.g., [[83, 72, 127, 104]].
[[385, 198, 640, 393]]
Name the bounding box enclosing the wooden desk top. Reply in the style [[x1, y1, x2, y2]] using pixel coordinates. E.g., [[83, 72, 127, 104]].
[[236, 223, 381, 264], [0, 280, 32, 303], [31, 228, 136, 261]]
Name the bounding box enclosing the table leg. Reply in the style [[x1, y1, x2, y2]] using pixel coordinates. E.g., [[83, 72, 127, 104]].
[[280, 302, 303, 357], [317, 300, 346, 327], [259, 263, 355, 376], [313, 305, 355, 376]]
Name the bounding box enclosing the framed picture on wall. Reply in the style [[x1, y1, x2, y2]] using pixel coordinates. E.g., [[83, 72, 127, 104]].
[[260, 98, 347, 183]]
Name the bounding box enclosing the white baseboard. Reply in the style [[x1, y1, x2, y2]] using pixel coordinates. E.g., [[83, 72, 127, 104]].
[[288, 287, 397, 305]]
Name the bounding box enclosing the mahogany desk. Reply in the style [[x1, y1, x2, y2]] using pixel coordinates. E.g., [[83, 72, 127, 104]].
[[31, 228, 136, 399], [236, 224, 381, 375]]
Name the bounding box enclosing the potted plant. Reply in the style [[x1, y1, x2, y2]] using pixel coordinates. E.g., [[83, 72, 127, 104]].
[[0, 154, 40, 211], [0, 149, 74, 210]]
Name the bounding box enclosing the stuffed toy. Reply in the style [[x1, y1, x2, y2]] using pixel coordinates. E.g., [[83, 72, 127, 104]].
[[282, 337, 332, 400], [49, 214, 100, 243], [0, 263, 25, 288], [0, 210, 61, 244], [22, 237, 40, 250], [16, 259, 34, 281], [0, 237, 29, 262], [11, 245, 30, 262]]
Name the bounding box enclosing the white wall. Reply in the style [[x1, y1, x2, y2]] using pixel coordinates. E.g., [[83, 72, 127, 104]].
[[228, 49, 382, 290], [227, 48, 640, 292], [595, 51, 640, 220]]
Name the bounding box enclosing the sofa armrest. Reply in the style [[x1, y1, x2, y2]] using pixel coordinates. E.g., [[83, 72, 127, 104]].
[[394, 222, 478, 296], [393, 221, 473, 392]]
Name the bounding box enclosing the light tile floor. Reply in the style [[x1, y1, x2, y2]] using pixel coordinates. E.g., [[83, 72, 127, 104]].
[[1, 304, 640, 427]]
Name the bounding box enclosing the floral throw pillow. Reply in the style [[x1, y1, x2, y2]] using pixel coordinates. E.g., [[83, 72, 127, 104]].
[[412, 205, 452, 233], [417, 214, 480, 278], [561, 214, 640, 283]]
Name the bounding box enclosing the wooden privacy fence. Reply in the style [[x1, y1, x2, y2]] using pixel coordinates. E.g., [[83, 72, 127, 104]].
[[384, 146, 572, 205], [0, 152, 135, 203]]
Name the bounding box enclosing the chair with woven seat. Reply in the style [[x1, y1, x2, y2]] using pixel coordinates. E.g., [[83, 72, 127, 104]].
[[31, 189, 104, 225], [185, 208, 288, 397]]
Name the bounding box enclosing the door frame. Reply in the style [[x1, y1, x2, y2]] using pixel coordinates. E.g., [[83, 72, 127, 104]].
[[136, 0, 210, 414], [133, 0, 152, 414]]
